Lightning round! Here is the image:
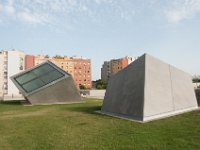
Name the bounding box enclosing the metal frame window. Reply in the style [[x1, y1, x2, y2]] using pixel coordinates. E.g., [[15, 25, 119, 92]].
[[14, 63, 65, 93]]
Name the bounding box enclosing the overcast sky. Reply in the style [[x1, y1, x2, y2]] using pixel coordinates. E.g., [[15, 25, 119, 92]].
[[0, 0, 200, 80]]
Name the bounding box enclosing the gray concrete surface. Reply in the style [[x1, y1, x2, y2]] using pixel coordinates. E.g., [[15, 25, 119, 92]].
[[101, 53, 198, 122], [80, 90, 105, 99], [195, 88, 200, 106], [27, 77, 82, 105], [102, 55, 145, 121]]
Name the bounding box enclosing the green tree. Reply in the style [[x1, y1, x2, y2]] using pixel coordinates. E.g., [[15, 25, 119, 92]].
[[193, 75, 200, 83], [95, 79, 107, 89], [79, 84, 86, 89], [53, 55, 63, 58]]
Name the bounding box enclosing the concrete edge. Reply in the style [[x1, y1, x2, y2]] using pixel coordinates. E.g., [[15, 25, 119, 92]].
[[95, 110, 144, 123], [96, 106, 199, 123], [143, 106, 199, 122], [24, 101, 85, 106]]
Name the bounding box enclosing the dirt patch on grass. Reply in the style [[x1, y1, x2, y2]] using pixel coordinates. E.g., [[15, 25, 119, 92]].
[[0, 108, 54, 120]]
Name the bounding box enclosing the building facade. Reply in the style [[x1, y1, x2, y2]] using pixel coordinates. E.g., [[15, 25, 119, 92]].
[[101, 56, 136, 83], [35, 55, 49, 66], [0, 50, 25, 100], [101, 61, 111, 84], [0, 51, 6, 98], [25, 55, 35, 70]]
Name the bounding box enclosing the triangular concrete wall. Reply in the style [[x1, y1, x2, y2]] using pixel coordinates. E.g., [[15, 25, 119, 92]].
[[101, 54, 198, 122]]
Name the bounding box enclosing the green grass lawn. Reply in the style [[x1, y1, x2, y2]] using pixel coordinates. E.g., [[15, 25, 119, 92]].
[[0, 98, 200, 150]]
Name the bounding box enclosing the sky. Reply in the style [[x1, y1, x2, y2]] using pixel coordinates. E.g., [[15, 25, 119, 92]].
[[0, 0, 200, 80]]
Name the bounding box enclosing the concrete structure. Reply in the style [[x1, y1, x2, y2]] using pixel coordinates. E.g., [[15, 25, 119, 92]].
[[101, 56, 136, 83], [80, 90, 106, 99], [35, 55, 92, 89], [11, 61, 82, 105], [193, 82, 200, 88], [25, 55, 35, 70], [195, 88, 200, 106], [0, 50, 25, 100], [101, 53, 198, 122]]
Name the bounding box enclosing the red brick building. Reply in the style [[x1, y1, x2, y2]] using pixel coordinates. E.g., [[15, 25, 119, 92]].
[[51, 57, 92, 89], [25, 55, 35, 70]]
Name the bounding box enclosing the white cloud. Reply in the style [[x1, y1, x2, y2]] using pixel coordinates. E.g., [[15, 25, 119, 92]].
[[0, 0, 164, 26], [17, 11, 49, 24], [0, 0, 15, 16], [165, 0, 200, 23], [4, 5, 15, 16], [0, 4, 3, 12]]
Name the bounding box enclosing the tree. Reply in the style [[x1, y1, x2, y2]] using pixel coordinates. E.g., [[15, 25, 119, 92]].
[[53, 55, 63, 58], [95, 79, 107, 89], [193, 75, 200, 83], [45, 55, 49, 58], [79, 84, 86, 89]]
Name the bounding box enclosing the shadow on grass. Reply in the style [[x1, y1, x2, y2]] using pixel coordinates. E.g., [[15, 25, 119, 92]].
[[0, 100, 22, 105], [68, 105, 102, 115]]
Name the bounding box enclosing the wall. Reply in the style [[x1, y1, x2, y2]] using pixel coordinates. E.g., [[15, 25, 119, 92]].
[[7, 51, 25, 97], [80, 89, 106, 99], [25, 55, 35, 70], [0, 53, 4, 97], [195, 88, 200, 106]]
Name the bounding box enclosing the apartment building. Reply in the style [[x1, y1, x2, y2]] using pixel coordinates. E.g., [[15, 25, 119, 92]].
[[0, 50, 25, 100], [101, 56, 136, 83], [35, 55, 49, 66], [25, 55, 35, 70], [0, 51, 6, 98], [101, 61, 111, 84], [33, 56, 92, 89], [72, 57, 91, 89]]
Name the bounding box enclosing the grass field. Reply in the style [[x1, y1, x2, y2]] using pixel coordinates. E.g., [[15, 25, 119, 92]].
[[0, 98, 200, 150]]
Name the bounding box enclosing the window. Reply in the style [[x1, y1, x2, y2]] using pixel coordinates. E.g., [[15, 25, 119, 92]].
[[14, 63, 65, 93]]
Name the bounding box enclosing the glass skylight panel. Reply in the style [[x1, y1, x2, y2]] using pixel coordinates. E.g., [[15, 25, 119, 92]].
[[40, 70, 64, 85], [15, 71, 37, 85], [22, 78, 45, 93], [14, 63, 66, 93]]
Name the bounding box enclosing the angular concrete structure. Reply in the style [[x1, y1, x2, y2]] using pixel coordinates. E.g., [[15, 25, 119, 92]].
[[195, 88, 200, 106], [101, 54, 198, 122], [11, 61, 82, 105]]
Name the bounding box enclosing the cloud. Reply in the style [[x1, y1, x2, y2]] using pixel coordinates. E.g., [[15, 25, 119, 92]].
[[165, 0, 200, 24], [0, 4, 3, 12], [4, 5, 15, 16], [0, 0, 15, 16], [0, 0, 137, 26], [17, 11, 49, 25]]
